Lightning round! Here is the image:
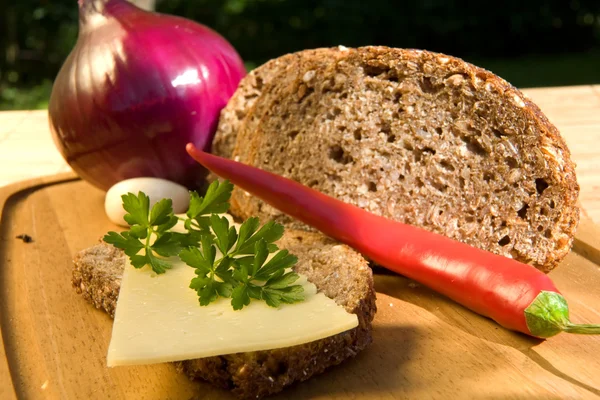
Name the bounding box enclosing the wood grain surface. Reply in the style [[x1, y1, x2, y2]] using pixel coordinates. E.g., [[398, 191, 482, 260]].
[[1, 174, 599, 400], [2, 85, 599, 222]]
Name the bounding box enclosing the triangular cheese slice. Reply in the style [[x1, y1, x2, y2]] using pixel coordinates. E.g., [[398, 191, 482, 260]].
[[107, 257, 358, 366]]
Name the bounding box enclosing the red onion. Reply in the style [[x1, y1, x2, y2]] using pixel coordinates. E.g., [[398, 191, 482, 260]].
[[48, 0, 246, 191]]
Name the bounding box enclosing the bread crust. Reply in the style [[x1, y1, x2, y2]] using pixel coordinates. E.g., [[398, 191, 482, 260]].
[[72, 231, 375, 399], [219, 46, 579, 272]]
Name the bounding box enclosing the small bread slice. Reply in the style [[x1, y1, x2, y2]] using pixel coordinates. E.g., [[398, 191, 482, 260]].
[[72, 230, 376, 399], [219, 46, 579, 272]]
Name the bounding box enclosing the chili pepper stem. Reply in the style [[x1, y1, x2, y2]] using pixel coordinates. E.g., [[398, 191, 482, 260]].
[[524, 291, 600, 337], [563, 324, 600, 334]]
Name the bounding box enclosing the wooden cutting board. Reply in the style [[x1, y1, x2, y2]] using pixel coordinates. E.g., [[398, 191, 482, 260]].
[[1, 173, 599, 400]]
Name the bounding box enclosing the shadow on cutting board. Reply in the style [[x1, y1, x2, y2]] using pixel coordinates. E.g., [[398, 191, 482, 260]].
[[274, 325, 419, 399], [373, 272, 600, 397], [184, 325, 418, 400]]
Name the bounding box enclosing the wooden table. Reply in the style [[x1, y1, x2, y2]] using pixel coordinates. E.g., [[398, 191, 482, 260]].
[[1, 85, 599, 221]]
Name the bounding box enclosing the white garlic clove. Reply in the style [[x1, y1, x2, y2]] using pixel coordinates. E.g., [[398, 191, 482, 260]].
[[105, 177, 190, 226]]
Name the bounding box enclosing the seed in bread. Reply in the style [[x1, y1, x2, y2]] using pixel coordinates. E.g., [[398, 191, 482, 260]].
[[72, 230, 376, 399], [215, 46, 579, 272]]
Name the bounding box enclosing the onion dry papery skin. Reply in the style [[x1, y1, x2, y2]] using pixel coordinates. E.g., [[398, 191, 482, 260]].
[[49, 0, 246, 191]]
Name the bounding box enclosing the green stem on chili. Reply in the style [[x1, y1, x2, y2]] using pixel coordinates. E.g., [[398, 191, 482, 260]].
[[186, 143, 600, 339]]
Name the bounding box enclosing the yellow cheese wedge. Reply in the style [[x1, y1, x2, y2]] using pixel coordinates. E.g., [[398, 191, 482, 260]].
[[107, 259, 358, 367]]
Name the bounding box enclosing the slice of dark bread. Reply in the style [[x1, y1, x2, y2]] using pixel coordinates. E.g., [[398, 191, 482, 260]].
[[72, 230, 376, 399], [220, 46, 579, 272]]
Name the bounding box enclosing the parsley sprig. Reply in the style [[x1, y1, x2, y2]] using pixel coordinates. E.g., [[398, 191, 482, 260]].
[[103, 180, 304, 310], [103, 193, 180, 274]]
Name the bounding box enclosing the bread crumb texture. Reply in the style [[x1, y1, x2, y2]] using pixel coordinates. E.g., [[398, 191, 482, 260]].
[[215, 46, 580, 272]]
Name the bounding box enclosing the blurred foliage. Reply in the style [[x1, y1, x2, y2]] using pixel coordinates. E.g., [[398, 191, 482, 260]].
[[1, 0, 599, 110], [0, 0, 78, 110], [0, 80, 52, 110], [158, 0, 600, 63]]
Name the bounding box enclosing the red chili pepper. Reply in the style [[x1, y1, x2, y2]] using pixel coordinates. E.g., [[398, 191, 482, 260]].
[[186, 144, 600, 338]]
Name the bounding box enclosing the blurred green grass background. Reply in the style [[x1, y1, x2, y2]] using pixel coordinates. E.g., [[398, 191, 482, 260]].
[[1, 0, 599, 111]]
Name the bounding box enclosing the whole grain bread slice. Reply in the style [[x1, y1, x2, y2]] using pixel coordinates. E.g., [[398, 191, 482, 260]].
[[219, 46, 579, 272], [72, 230, 376, 399]]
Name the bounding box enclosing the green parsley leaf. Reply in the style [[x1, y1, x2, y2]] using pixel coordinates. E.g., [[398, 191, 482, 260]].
[[278, 285, 306, 303], [246, 284, 263, 300], [215, 281, 233, 298], [147, 250, 172, 274], [130, 254, 149, 269], [231, 284, 251, 310], [156, 215, 179, 234], [196, 216, 212, 232], [235, 217, 260, 251], [232, 261, 249, 284], [211, 214, 235, 254], [252, 239, 269, 277], [261, 288, 281, 308], [215, 257, 235, 284], [253, 250, 298, 281], [261, 285, 305, 307], [180, 246, 213, 277], [190, 277, 218, 306], [151, 232, 182, 257], [149, 198, 174, 226], [171, 230, 202, 248], [187, 180, 233, 219], [103, 231, 144, 257], [233, 255, 254, 269], [190, 276, 212, 291], [266, 271, 302, 289], [122, 192, 150, 227], [235, 220, 284, 255], [128, 225, 148, 239], [190, 276, 233, 306]]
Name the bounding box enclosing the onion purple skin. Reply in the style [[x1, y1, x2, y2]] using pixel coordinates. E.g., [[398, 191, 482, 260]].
[[48, 0, 246, 191]]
